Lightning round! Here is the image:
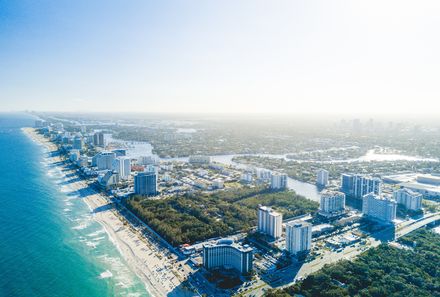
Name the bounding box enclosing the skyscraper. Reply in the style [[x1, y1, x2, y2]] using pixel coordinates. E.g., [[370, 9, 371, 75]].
[[285, 221, 312, 254], [257, 206, 283, 239], [134, 172, 157, 196]]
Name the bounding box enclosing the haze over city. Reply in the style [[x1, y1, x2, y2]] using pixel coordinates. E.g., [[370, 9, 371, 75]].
[[1, 2, 440, 297], [1, 0, 440, 114]]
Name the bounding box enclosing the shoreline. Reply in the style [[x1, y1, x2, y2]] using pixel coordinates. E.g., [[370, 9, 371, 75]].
[[22, 128, 192, 297]]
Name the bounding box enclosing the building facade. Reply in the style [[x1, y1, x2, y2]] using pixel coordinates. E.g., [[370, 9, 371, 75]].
[[285, 221, 312, 254], [203, 239, 253, 274], [112, 157, 131, 180], [317, 169, 329, 187], [362, 193, 397, 223], [72, 136, 83, 150], [270, 173, 288, 190], [188, 155, 211, 164], [96, 152, 116, 171], [319, 190, 346, 217], [134, 172, 158, 196], [341, 174, 381, 198], [257, 206, 283, 239], [393, 188, 423, 211], [93, 132, 105, 147]]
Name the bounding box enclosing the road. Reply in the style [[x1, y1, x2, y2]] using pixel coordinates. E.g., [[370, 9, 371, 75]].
[[395, 212, 440, 238]]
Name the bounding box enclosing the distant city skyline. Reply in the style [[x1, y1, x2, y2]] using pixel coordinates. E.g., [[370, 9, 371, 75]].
[[1, 0, 440, 114]]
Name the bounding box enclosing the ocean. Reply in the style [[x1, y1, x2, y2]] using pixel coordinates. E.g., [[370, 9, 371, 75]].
[[0, 113, 148, 297]]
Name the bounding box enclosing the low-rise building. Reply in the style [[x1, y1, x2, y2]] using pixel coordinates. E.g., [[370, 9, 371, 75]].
[[212, 179, 224, 189]]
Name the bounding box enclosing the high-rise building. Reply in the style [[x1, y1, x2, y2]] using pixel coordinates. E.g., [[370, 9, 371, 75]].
[[137, 155, 160, 165], [69, 149, 80, 162], [317, 169, 329, 187], [341, 174, 354, 195], [393, 188, 423, 211], [203, 239, 253, 275], [188, 155, 211, 164], [34, 119, 47, 128], [53, 122, 64, 131], [73, 136, 83, 150], [362, 193, 397, 223], [112, 149, 127, 157], [256, 169, 272, 181], [134, 172, 157, 196], [241, 172, 253, 183], [96, 152, 116, 170], [98, 171, 120, 189], [341, 174, 381, 198], [93, 132, 105, 147], [257, 206, 283, 239], [319, 190, 346, 217], [285, 221, 312, 254], [112, 157, 131, 180], [270, 173, 288, 190]]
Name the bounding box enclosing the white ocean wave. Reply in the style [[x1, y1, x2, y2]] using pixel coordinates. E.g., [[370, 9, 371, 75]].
[[85, 241, 99, 248], [87, 229, 106, 238], [72, 223, 89, 230], [98, 270, 113, 279]]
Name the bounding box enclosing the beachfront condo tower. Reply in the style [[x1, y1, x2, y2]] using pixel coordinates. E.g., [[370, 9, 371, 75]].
[[134, 172, 158, 196]]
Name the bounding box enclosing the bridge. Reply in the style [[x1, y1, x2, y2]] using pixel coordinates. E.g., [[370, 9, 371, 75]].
[[395, 212, 440, 239]]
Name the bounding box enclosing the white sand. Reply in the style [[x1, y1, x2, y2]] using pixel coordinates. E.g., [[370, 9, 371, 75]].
[[23, 128, 195, 297]]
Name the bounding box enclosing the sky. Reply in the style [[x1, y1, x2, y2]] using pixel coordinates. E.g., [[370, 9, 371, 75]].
[[0, 0, 440, 114]]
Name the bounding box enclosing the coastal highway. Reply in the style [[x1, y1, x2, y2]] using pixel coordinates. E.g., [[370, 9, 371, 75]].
[[395, 212, 440, 238]]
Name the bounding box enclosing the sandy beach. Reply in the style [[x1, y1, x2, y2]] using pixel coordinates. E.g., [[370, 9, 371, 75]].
[[22, 128, 195, 297]]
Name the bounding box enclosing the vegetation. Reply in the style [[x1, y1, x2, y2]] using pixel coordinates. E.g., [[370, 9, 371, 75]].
[[125, 187, 318, 246], [265, 229, 440, 297]]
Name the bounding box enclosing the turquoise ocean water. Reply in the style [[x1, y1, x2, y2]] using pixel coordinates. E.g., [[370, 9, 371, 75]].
[[0, 113, 149, 297]]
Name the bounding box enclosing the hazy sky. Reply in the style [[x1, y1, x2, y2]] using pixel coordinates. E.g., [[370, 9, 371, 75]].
[[1, 0, 440, 114]]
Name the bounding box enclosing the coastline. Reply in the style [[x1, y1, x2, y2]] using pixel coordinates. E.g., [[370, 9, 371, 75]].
[[22, 127, 192, 297]]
